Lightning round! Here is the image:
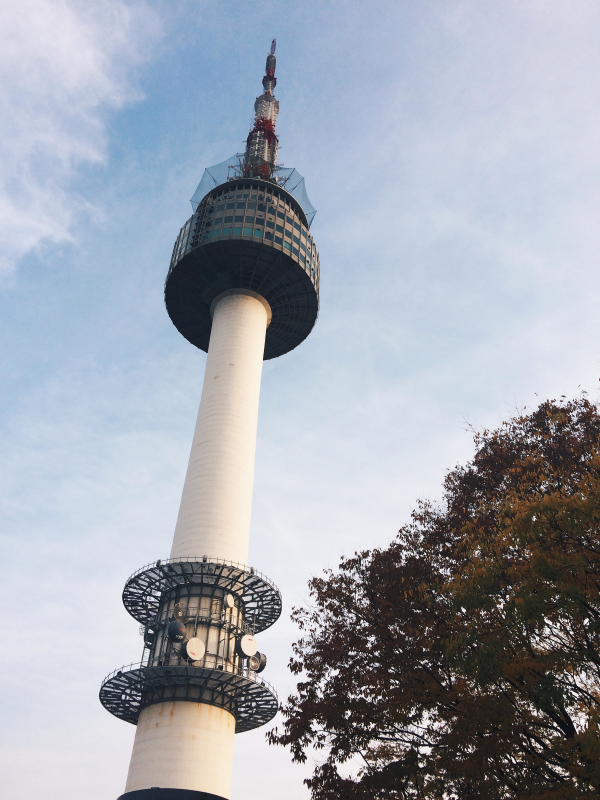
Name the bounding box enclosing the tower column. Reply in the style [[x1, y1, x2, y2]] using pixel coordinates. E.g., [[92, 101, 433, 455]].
[[123, 702, 235, 799], [120, 290, 269, 800], [170, 290, 270, 565], [99, 42, 321, 800]]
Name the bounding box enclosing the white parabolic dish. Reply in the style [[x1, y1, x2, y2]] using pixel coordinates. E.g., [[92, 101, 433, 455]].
[[186, 637, 206, 661], [238, 634, 258, 657]]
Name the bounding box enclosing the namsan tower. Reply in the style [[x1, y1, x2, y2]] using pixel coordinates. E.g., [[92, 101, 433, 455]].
[[100, 41, 320, 800]]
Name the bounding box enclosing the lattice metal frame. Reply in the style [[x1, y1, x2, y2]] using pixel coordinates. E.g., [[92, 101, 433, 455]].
[[122, 558, 282, 633], [99, 663, 278, 733]]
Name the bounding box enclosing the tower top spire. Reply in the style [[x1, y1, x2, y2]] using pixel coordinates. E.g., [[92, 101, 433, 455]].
[[243, 40, 280, 181]]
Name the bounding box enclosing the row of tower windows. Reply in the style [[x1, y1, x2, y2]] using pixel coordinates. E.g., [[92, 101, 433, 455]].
[[210, 184, 307, 230], [201, 226, 318, 276], [174, 183, 320, 289], [208, 210, 313, 248], [212, 182, 293, 207], [202, 189, 317, 260], [207, 215, 314, 255]]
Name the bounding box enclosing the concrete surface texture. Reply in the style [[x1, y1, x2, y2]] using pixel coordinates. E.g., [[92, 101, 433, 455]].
[[124, 701, 236, 796], [170, 291, 269, 565]]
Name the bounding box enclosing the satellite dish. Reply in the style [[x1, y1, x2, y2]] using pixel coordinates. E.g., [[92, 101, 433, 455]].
[[224, 594, 235, 609], [249, 652, 267, 673], [173, 603, 187, 620], [167, 619, 186, 642], [236, 634, 258, 658], [184, 637, 206, 661]]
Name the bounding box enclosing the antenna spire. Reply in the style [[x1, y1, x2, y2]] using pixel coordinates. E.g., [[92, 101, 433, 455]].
[[243, 40, 280, 181]]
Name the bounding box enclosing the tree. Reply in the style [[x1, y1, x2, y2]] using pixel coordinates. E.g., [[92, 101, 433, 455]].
[[269, 397, 600, 799]]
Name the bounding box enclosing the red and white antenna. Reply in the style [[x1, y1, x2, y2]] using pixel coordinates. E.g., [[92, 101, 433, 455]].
[[243, 41, 280, 180]]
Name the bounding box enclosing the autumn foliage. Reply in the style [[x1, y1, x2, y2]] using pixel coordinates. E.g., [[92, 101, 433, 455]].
[[270, 398, 600, 799]]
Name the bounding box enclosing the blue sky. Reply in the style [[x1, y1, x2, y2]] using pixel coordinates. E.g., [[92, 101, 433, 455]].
[[1, 2, 599, 798]]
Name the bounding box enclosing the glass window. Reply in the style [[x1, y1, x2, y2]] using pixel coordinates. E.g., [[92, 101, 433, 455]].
[[255, 218, 264, 226], [226, 203, 235, 209], [214, 218, 223, 225], [246, 216, 255, 224], [286, 216, 293, 225], [233, 226, 242, 234], [236, 202, 245, 209], [216, 204, 225, 211], [203, 232, 210, 240], [293, 235, 300, 245], [294, 221, 301, 231], [247, 203, 256, 210], [254, 229, 263, 237], [257, 203, 266, 212], [277, 211, 285, 219], [235, 215, 243, 222], [300, 242, 306, 252], [276, 224, 284, 233], [266, 220, 274, 229], [265, 231, 274, 240], [222, 227, 231, 234], [292, 246, 299, 255], [243, 227, 253, 235], [224, 216, 233, 223], [275, 236, 282, 244], [284, 241, 292, 250], [284, 229, 292, 239]]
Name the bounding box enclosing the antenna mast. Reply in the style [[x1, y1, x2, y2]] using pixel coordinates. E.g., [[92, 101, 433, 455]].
[[243, 39, 280, 181]]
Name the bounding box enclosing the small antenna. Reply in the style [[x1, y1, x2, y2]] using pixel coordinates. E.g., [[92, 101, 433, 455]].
[[270, 38, 276, 54]]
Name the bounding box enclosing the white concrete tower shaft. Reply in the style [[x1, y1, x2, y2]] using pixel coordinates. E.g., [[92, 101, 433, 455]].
[[171, 290, 271, 564], [123, 290, 270, 798]]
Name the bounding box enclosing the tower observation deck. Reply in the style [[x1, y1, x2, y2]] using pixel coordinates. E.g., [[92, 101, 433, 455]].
[[100, 41, 320, 800]]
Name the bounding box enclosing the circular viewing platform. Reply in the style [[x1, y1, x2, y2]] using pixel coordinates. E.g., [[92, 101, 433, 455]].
[[99, 662, 278, 733], [122, 557, 282, 634], [165, 178, 320, 360]]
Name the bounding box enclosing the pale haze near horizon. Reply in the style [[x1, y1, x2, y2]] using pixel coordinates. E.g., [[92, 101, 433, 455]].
[[0, 2, 599, 798]]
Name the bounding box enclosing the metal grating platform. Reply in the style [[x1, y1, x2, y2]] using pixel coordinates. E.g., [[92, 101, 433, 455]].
[[100, 662, 278, 733], [122, 557, 282, 633]]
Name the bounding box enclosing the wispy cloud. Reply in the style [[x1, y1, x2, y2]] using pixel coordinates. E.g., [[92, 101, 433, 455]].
[[0, 0, 160, 276]]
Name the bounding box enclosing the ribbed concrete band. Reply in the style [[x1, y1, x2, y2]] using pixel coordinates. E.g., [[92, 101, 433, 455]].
[[118, 789, 227, 800]]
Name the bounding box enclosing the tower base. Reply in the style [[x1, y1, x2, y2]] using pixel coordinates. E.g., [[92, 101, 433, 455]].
[[119, 790, 227, 800]]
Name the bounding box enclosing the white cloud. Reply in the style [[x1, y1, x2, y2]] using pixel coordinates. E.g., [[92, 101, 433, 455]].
[[0, 0, 159, 276]]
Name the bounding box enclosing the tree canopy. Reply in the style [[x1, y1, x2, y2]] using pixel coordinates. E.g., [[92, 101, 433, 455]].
[[270, 397, 600, 799]]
